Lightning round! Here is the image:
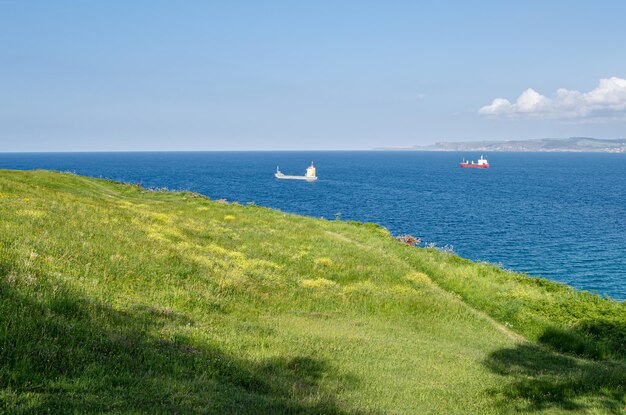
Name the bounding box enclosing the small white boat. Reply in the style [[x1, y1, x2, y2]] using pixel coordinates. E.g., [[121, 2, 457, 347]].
[[275, 162, 318, 181]]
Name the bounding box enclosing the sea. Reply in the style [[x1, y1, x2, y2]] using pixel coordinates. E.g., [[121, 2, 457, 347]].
[[1, 151, 624, 301]]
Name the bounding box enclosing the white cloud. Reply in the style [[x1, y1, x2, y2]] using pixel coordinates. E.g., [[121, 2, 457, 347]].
[[479, 77, 626, 119]]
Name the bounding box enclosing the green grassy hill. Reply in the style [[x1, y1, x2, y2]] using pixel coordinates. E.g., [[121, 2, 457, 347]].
[[0, 170, 624, 414]]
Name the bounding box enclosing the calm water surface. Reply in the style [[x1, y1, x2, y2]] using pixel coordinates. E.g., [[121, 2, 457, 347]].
[[1, 151, 624, 300]]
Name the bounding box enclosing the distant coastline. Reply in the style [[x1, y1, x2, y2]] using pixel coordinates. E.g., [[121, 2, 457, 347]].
[[375, 137, 626, 152]]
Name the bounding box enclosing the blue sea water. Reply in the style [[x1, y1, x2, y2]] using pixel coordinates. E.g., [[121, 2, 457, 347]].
[[1, 151, 624, 301]]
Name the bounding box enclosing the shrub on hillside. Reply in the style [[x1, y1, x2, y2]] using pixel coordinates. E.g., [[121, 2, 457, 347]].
[[395, 235, 421, 247]]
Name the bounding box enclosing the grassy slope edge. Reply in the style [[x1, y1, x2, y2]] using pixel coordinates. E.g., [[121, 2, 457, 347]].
[[0, 170, 624, 414]]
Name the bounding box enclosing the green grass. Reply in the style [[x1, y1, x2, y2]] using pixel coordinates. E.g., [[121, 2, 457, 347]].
[[0, 170, 624, 414]]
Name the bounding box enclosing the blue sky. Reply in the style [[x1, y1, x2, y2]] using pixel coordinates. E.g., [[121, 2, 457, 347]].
[[1, 1, 626, 151]]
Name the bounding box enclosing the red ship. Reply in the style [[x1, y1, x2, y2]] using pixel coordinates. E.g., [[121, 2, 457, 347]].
[[460, 155, 489, 169]]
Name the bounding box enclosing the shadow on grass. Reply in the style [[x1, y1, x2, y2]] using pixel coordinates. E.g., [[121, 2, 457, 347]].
[[484, 343, 626, 413], [539, 322, 626, 360], [0, 281, 362, 414]]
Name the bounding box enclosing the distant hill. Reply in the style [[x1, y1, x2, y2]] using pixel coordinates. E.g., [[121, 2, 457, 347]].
[[377, 137, 626, 152]]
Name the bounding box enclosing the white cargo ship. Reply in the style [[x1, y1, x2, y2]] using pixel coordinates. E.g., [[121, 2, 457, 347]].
[[275, 163, 317, 181]]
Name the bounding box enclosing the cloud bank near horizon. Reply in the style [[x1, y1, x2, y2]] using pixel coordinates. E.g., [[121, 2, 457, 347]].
[[479, 77, 626, 120]]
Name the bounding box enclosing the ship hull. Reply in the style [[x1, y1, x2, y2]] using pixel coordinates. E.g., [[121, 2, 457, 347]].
[[275, 173, 317, 181], [460, 163, 489, 169]]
